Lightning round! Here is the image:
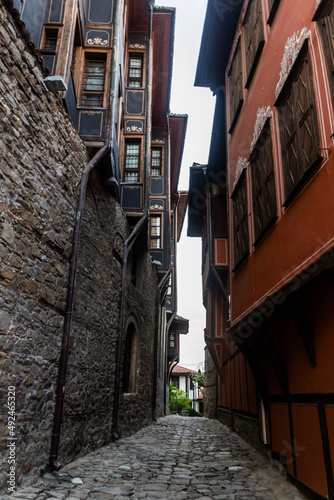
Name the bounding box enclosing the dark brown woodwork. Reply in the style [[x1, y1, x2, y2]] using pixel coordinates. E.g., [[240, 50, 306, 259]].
[[236, 341, 268, 400], [277, 45, 322, 202], [243, 0, 265, 88], [232, 170, 249, 269], [250, 119, 277, 244], [228, 38, 244, 132], [318, 404, 334, 498], [317, 3, 334, 106], [284, 297, 316, 365], [255, 325, 289, 394]]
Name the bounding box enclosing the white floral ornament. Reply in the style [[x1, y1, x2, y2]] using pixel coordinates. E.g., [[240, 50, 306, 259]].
[[87, 38, 108, 46], [233, 157, 248, 190], [126, 126, 143, 133], [250, 106, 272, 152], [275, 27, 311, 99]]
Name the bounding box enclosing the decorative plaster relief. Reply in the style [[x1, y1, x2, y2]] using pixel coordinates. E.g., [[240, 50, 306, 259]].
[[126, 126, 143, 133], [275, 27, 311, 98], [250, 106, 272, 151], [233, 157, 248, 190], [87, 37, 108, 45]]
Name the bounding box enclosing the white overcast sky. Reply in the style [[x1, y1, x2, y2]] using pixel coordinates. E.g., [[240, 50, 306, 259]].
[[156, 0, 216, 371]]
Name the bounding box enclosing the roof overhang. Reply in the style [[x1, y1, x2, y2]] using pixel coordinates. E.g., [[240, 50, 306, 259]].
[[171, 315, 189, 335], [187, 165, 206, 237], [176, 191, 188, 242], [152, 6, 175, 127], [195, 0, 242, 90], [169, 113, 188, 197]]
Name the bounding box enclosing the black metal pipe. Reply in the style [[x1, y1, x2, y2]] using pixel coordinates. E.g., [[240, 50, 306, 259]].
[[112, 212, 148, 440], [50, 123, 111, 471], [49, 0, 122, 471]]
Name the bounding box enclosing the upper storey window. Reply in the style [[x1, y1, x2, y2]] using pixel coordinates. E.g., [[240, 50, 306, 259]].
[[276, 45, 322, 203], [243, 0, 265, 88], [232, 170, 249, 270], [228, 38, 243, 133], [81, 54, 106, 107], [151, 148, 162, 176], [128, 54, 143, 88], [124, 141, 141, 183], [250, 120, 277, 244]]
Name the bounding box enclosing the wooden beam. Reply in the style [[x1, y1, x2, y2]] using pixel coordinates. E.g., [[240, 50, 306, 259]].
[[284, 297, 316, 365], [237, 341, 268, 400], [255, 325, 289, 395]]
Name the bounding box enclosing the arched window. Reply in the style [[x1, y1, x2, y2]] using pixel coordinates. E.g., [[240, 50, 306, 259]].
[[122, 322, 138, 393]]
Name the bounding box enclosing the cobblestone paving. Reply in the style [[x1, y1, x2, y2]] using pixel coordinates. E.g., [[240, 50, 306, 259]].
[[6, 416, 306, 499]]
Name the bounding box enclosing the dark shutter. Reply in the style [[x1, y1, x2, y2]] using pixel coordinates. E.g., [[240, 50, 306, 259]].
[[244, 0, 265, 88], [229, 39, 244, 133], [250, 120, 277, 243], [277, 46, 322, 202], [232, 171, 249, 269], [317, 3, 334, 104], [267, 0, 281, 25]]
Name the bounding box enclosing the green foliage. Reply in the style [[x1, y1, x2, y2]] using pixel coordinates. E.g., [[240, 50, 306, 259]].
[[194, 373, 205, 389], [187, 407, 202, 417], [169, 383, 191, 413]]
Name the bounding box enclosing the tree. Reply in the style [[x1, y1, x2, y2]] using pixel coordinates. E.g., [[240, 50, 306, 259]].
[[169, 383, 191, 413], [194, 373, 204, 389]]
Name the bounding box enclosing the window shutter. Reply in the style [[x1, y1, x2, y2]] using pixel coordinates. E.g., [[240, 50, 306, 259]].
[[232, 171, 249, 268], [250, 121, 277, 243], [229, 39, 244, 132], [295, 53, 321, 177], [277, 46, 322, 202], [244, 0, 265, 88]]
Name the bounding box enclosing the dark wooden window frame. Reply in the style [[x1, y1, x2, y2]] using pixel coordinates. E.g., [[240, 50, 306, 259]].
[[231, 169, 250, 272], [149, 214, 162, 249], [249, 119, 278, 246], [275, 41, 323, 206], [243, 0, 265, 89], [228, 37, 244, 134], [124, 140, 141, 183], [42, 26, 59, 52], [128, 52, 144, 88], [267, 0, 281, 26], [80, 52, 107, 108], [151, 147, 163, 176]]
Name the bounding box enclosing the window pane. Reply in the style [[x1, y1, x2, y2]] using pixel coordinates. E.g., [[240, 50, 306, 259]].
[[150, 238, 161, 248], [124, 171, 138, 183]]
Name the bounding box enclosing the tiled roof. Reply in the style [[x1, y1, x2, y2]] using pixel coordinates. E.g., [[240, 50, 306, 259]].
[[172, 364, 198, 375]]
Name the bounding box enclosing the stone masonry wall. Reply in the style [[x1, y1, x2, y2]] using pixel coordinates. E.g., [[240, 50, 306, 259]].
[[203, 350, 217, 419], [0, 0, 159, 489], [0, 0, 89, 488]]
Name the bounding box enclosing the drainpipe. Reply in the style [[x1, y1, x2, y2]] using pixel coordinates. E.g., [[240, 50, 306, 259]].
[[144, 2, 153, 209], [112, 212, 148, 440], [50, 113, 111, 471], [49, 0, 122, 471]]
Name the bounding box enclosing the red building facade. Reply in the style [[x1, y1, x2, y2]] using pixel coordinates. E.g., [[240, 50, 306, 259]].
[[189, 0, 334, 498]]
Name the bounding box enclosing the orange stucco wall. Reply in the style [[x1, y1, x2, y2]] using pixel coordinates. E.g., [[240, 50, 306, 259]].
[[228, 0, 334, 325]]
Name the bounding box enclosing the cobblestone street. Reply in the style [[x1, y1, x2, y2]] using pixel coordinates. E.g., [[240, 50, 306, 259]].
[[6, 416, 306, 500]]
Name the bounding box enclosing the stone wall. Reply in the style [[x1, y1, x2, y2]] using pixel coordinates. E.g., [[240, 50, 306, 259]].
[[203, 349, 217, 419], [0, 0, 159, 489]]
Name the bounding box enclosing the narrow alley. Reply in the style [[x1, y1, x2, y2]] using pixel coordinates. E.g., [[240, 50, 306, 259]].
[[6, 416, 305, 500]]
